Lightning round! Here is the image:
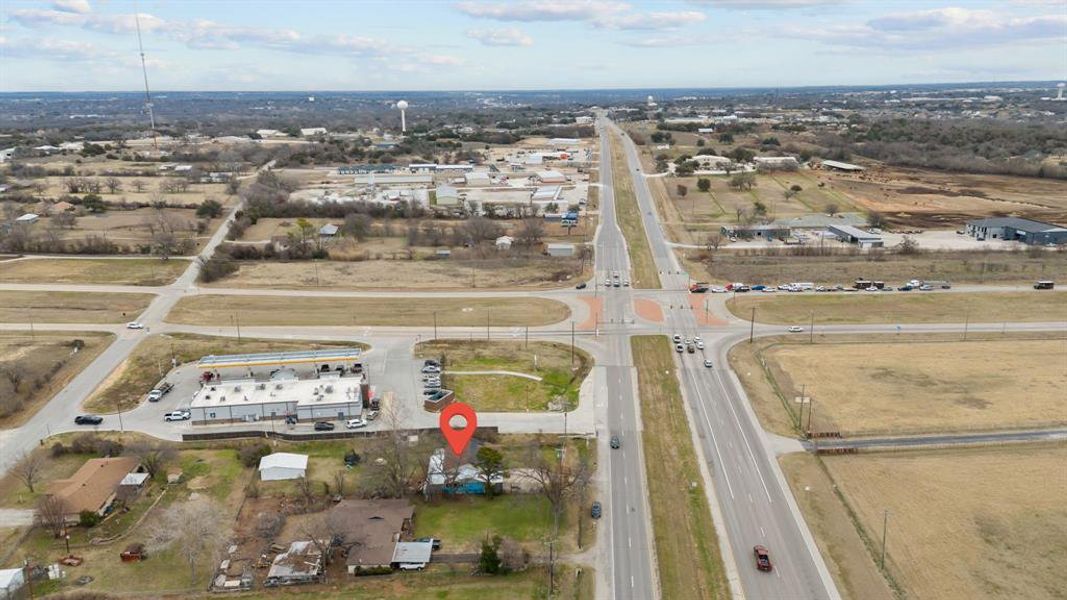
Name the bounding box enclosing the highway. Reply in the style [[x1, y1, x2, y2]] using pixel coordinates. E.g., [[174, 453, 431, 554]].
[[608, 118, 840, 600]]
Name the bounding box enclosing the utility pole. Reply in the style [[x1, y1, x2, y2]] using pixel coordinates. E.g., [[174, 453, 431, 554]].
[[809, 311, 815, 344], [749, 306, 756, 343], [525, 325, 529, 349], [570, 321, 575, 366], [963, 309, 970, 341], [881, 509, 890, 568], [807, 395, 816, 435], [433, 311, 438, 340]]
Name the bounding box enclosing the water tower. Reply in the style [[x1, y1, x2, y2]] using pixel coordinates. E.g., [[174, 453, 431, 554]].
[[396, 100, 409, 132]]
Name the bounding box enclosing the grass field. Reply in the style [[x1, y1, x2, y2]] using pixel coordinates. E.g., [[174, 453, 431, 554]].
[[631, 336, 729, 600], [414, 340, 592, 412], [167, 295, 571, 327], [820, 445, 1067, 600], [0, 290, 155, 323], [84, 333, 364, 413], [0, 257, 188, 286], [780, 454, 895, 600], [729, 292, 1067, 325], [610, 134, 661, 289], [0, 332, 113, 427], [415, 495, 554, 552], [692, 249, 1067, 287], [763, 337, 1067, 436]]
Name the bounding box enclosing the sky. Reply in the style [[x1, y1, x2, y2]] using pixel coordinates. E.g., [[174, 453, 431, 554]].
[[0, 0, 1065, 92]]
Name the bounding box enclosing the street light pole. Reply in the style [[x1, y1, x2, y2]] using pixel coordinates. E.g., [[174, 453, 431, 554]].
[[809, 311, 815, 344], [433, 311, 438, 341], [749, 307, 756, 343]]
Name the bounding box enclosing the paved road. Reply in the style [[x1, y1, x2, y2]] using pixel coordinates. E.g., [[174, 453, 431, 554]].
[[610, 120, 840, 600], [592, 119, 658, 600]]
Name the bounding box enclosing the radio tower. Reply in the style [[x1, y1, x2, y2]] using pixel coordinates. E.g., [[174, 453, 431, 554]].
[[134, 8, 158, 151]]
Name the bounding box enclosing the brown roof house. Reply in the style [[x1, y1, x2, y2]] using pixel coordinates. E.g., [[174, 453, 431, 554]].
[[328, 499, 414, 575], [46, 457, 142, 522]]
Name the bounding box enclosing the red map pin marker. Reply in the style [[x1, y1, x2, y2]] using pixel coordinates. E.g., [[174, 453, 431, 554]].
[[440, 402, 477, 456]]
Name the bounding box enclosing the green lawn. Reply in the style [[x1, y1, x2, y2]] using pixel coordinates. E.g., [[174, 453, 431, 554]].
[[415, 340, 593, 412], [415, 495, 554, 553]]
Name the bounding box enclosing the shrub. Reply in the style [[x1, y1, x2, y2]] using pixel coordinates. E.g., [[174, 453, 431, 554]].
[[79, 510, 102, 528], [239, 443, 272, 468]]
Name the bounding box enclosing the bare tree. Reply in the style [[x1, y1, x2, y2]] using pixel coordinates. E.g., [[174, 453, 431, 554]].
[[295, 476, 316, 510], [362, 401, 427, 498], [51, 211, 77, 230], [13, 451, 46, 493], [145, 497, 226, 585], [297, 509, 351, 578], [104, 177, 123, 194], [1, 363, 24, 393], [521, 441, 591, 518], [36, 495, 69, 538], [131, 179, 146, 193], [331, 470, 346, 498], [516, 218, 545, 247], [706, 232, 724, 251], [128, 442, 176, 479]]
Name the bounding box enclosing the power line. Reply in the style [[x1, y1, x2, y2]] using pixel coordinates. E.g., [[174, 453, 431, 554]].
[[134, 5, 158, 151]]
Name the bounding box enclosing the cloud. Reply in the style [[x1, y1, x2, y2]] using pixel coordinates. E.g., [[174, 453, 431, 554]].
[[466, 27, 533, 46], [52, 0, 91, 14], [0, 35, 113, 61], [624, 34, 710, 47], [456, 0, 705, 30], [5, 3, 462, 68], [784, 7, 1067, 50], [692, 0, 846, 8]]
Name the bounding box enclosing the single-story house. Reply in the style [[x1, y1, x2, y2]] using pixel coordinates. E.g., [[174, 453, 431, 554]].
[[46, 456, 142, 522], [256, 129, 282, 138], [495, 236, 513, 250], [464, 172, 492, 187], [258, 453, 308, 481], [424, 447, 503, 496], [0, 567, 26, 599], [319, 223, 339, 237], [331, 499, 415, 574], [435, 185, 461, 207], [264, 541, 323, 587], [300, 127, 328, 137], [391, 541, 434, 570], [546, 243, 576, 257], [15, 214, 38, 225], [690, 155, 732, 169], [965, 217, 1067, 245], [827, 224, 883, 248], [535, 170, 567, 184]]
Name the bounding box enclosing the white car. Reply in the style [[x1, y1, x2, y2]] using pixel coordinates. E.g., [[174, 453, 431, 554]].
[[710, 286, 727, 293], [345, 418, 367, 429], [703, 359, 714, 368], [421, 365, 441, 374], [147, 389, 163, 402], [788, 326, 804, 333], [126, 322, 145, 329], [697, 341, 705, 350], [164, 410, 190, 422], [672, 334, 682, 342]]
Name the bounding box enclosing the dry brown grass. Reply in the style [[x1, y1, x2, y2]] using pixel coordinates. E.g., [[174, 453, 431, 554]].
[[729, 291, 1067, 325], [780, 453, 895, 600], [0, 257, 188, 286], [692, 249, 1067, 287], [205, 256, 589, 290], [823, 444, 1067, 600], [610, 133, 661, 289], [762, 336, 1067, 436], [0, 332, 113, 427], [166, 294, 571, 328], [0, 291, 155, 323], [632, 335, 729, 600]]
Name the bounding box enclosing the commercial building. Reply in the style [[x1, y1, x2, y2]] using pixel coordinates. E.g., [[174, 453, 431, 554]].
[[463, 172, 492, 187], [827, 224, 883, 247], [546, 243, 576, 257], [535, 170, 567, 184], [434, 185, 461, 206], [965, 217, 1067, 245], [353, 173, 432, 186], [189, 348, 371, 424], [720, 224, 790, 240]]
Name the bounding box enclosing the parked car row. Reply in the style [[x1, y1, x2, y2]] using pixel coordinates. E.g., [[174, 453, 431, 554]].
[[711, 278, 955, 294]]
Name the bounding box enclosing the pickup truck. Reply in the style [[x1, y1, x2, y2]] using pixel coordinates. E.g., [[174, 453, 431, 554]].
[[147, 382, 174, 402]]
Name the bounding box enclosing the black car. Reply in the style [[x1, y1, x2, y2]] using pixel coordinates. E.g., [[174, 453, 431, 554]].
[[610, 435, 620, 449], [591, 501, 603, 519], [314, 421, 336, 431], [74, 415, 103, 425], [575, 282, 587, 290]]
